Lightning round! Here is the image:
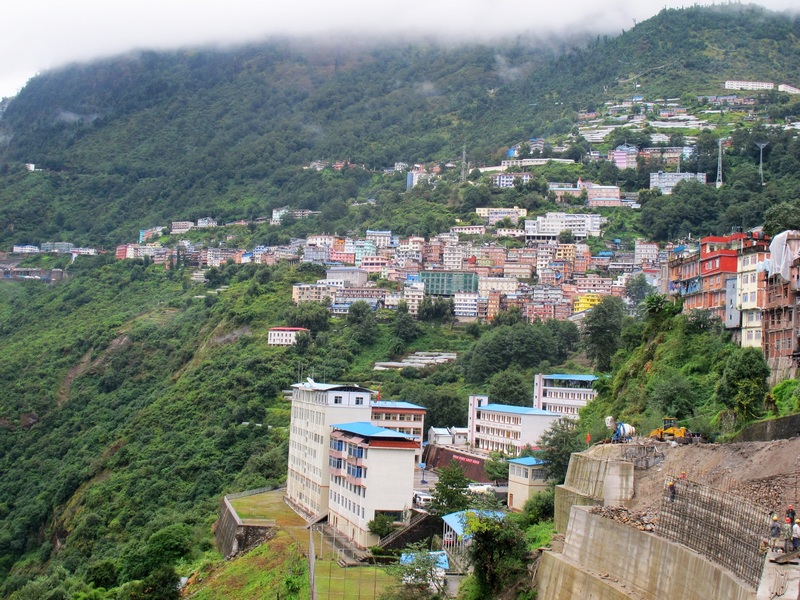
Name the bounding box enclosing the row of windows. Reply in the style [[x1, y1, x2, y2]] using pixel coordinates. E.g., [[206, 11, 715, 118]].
[[475, 412, 522, 425], [510, 465, 547, 479], [330, 475, 366, 497], [333, 395, 366, 405], [476, 427, 521, 439], [745, 330, 762, 340], [372, 413, 423, 421], [330, 490, 366, 519], [542, 391, 594, 400], [543, 405, 580, 414]]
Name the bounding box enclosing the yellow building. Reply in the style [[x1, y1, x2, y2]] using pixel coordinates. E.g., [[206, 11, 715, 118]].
[[507, 456, 549, 512], [573, 292, 603, 313]]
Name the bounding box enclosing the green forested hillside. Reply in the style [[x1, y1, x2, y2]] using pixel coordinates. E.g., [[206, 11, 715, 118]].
[[1, 5, 799, 246]]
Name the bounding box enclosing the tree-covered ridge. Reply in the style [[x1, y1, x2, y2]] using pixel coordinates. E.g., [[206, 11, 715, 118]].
[[0, 4, 799, 246]]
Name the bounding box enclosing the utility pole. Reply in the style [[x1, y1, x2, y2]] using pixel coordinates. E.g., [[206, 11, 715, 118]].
[[715, 138, 723, 189], [755, 142, 768, 186]]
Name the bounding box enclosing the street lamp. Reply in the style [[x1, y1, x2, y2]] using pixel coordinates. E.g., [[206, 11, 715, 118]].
[[419, 462, 428, 485]]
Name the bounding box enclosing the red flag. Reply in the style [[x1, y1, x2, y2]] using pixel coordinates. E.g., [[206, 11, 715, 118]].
[[586, 433, 591, 445], [376, 389, 381, 400]]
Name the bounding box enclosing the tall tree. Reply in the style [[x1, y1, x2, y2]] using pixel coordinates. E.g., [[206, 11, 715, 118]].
[[430, 462, 471, 515], [582, 296, 625, 371], [537, 417, 584, 485]]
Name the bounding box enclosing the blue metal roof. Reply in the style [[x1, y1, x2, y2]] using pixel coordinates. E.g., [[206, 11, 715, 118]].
[[508, 456, 545, 466], [330, 422, 415, 439], [442, 510, 506, 537], [542, 374, 598, 382], [400, 551, 449, 570], [372, 400, 426, 410], [480, 404, 560, 416]]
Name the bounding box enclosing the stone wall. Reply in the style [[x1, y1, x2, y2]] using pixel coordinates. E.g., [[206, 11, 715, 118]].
[[215, 496, 276, 559], [734, 413, 800, 442], [554, 450, 634, 532], [536, 506, 755, 600]]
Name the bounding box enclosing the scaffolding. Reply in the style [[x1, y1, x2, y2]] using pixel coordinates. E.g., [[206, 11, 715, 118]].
[[657, 477, 767, 588]]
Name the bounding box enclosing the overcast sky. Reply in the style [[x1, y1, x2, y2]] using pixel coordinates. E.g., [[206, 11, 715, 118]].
[[1, 0, 797, 99]]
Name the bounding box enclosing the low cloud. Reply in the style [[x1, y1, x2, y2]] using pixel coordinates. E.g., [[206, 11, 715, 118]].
[[1, 0, 798, 98]]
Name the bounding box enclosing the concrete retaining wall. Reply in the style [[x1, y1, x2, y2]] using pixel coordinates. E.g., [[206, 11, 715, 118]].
[[734, 413, 800, 442], [554, 451, 634, 532], [215, 496, 276, 559], [536, 506, 755, 600]]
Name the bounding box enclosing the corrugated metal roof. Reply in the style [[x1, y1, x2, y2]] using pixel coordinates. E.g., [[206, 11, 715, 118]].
[[507, 456, 545, 466], [372, 400, 426, 410], [442, 510, 506, 537], [330, 422, 415, 439], [542, 374, 598, 382], [480, 404, 560, 416]]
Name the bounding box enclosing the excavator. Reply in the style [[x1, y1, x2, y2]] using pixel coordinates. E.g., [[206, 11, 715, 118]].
[[648, 417, 689, 442]]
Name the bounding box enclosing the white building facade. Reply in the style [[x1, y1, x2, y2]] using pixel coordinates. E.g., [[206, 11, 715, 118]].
[[287, 381, 373, 519], [327, 423, 417, 549], [467, 395, 559, 456], [532, 373, 598, 418]]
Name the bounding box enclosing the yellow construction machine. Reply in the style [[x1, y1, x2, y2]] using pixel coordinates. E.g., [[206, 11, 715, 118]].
[[648, 417, 689, 442]]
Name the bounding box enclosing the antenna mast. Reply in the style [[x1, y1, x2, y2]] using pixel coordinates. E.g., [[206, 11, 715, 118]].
[[715, 138, 723, 189], [755, 142, 768, 186]]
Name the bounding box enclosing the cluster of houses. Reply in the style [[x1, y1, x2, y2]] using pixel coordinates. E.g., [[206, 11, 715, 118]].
[[284, 374, 595, 551]]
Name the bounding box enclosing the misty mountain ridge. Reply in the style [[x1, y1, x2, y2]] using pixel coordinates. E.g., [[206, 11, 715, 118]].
[[0, 3, 798, 246]]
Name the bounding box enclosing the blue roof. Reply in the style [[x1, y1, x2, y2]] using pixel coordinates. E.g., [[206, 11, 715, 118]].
[[400, 551, 449, 570], [442, 510, 506, 537], [372, 400, 426, 410], [331, 422, 415, 439], [480, 404, 560, 416], [542, 374, 598, 382], [508, 456, 545, 466]]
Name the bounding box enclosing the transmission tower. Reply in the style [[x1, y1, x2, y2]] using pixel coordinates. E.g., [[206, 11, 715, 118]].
[[755, 142, 768, 186], [460, 145, 467, 184], [715, 138, 723, 189]]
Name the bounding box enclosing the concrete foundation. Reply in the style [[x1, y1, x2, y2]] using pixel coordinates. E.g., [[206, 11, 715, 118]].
[[536, 506, 755, 600], [554, 449, 634, 532]]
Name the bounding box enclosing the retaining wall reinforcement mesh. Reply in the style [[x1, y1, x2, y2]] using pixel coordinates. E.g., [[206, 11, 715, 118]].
[[658, 477, 767, 588]]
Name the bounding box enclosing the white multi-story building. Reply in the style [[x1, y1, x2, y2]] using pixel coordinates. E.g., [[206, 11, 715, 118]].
[[467, 395, 559, 457], [366, 230, 393, 249], [475, 206, 528, 225], [171, 221, 194, 235], [326, 266, 369, 288], [291, 283, 338, 304], [507, 456, 548, 512], [12, 245, 39, 254], [478, 276, 518, 296], [287, 380, 374, 519], [524, 213, 605, 242], [267, 327, 310, 346], [443, 244, 472, 271], [634, 239, 659, 266], [778, 84, 800, 95], [402, 282, 425, 317], [492, 173, 532, 188], [532, 373, 598, 418], [196, 217, 217, 228], [725, 80, 774, 91], [327, 422, 417, 549], [453, 292, 480, 320], [649, 171, 707, 195]]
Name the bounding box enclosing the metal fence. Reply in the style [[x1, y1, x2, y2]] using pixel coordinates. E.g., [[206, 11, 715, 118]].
[[658, 477, 767, 588]]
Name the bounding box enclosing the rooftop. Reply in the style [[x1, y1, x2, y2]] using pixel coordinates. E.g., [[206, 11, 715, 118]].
[[291, 378, 374, 393], [508, 456, 546, 466], [442, 510, 507, 537], [479, 404, 561, 416], [331, 422, 416, 439], [372, 400, 426, 410], [541, 374, 598, 382]]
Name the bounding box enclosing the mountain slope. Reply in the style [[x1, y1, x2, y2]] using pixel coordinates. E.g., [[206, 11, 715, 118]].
[[0, 5, 798, 246]]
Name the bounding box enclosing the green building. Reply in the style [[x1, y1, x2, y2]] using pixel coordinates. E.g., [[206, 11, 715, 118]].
[[420, 270, 479, 296]]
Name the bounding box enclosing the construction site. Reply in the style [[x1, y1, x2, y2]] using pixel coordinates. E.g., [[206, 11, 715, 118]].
[[536, 435, 800, 600]]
